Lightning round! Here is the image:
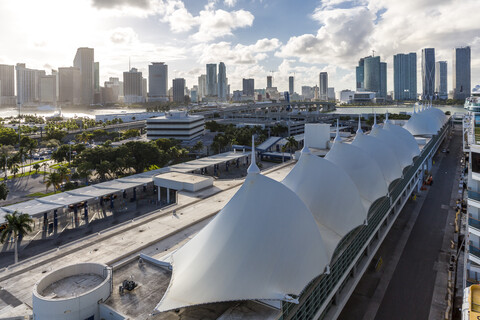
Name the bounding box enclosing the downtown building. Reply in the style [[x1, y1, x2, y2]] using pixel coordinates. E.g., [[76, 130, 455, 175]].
[[206, 64, 217, 97], [73, 47, 94, 105], [0, 64, 15, 106], [393, 52, 417, 101], [148, 62, 168, 102], [123, 68, 145, 104], [422, 48, 435, 100], [289, 76, 294, 95], [453, 46, 471, 100], [16, 63, 45, 106], [319, 72, 328, 101], [436, 61, 448, 100], [356, 56, 387, 101], [242, 78, 255, 97], [218, 62, 227, 101], [172, 78, 185, 103], [58, 67, 81, 105], [39, 75, 57, 105], [146, 111, 204, 141]]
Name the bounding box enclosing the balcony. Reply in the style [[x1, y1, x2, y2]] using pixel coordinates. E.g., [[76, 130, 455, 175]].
[[469, 190, 480, 209], [469, 244, 480, 265]]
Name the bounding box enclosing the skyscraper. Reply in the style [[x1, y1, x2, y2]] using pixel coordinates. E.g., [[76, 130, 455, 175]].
[[206, 64, 217, 97], [73, 47, 94, 105], [267, 75, 272, 88], [173, 78, 185, 103], [289, 76, 294, 95], [362, 56, 387, 100], [94, 62, 100, 92], [39, 75, 57, 105], [319, 72, 328, 101], [148, 62, 168, 102], [16, 63, 45, 105], [393, 52, 417, 100], [242, 78, 254, 96], [421, 48, 435, 100], [198, 74, 206, 101], [123, 68, 144, 104], [356, 58, 365, 90], [435, 61, 447, 99], [0, 64, 15, 106], [453, 46, 471, 100], [218, 62, 227, 101], [58, 67, 81, 105]]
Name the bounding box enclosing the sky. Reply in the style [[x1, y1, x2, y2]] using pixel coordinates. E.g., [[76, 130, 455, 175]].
[[0, 0, 479, 95]]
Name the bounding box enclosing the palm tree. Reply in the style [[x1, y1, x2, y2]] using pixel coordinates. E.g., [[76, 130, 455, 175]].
[[57, 165, 71, 184], [0, 211, 33, 264], [33, 163, 40, 174], [284, 136, 298, 158], [45, 172, 62, 193]]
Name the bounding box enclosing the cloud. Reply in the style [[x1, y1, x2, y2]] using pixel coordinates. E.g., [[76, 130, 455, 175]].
[[159, 0, 197, 33], [91, 0, 151, 9], [192, 8, 254, 42], [224, 0, 237, 7], [110, 27, 138, 44]]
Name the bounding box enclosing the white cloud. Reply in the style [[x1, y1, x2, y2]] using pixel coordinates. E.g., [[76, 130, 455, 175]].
[[224, 0, 237, 7], [159, 0, 197, 33]]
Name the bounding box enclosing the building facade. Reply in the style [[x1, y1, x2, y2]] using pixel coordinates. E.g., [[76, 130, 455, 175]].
[[206, 64, 217, 97], [172, 78, 185, 103], [148, 62, 168, 102], [362, 56, 387, 100], [267, 76, 273, 89], [218, 62, 227, 101], [39, 75, 57, 105], [16, 63, 45, 106], [289, 76, 294, 95], [73, 47, 94, 105], [123, 68, 144, 104], [58, 67, 81, 105], [146, 111, 205, 141], [242, 78, 255, 97], [453, 46, 471, 100], [0, 64, 15, 106], [435, 61, 448, 100], [319, 72, 328, 101], [421, 48, 435, 100], [356, 58, 365, 91], [393, 52, 417, 101]]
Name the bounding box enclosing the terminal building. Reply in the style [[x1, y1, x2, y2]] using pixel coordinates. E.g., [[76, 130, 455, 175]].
[[146, 111, 205, 141], [0, 107, 450, 320]]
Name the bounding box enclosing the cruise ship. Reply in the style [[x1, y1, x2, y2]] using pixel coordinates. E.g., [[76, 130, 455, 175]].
[[465, 96, 480, 112]]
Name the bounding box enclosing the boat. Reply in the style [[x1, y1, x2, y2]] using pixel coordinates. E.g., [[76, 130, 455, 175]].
[[462, 284, 480, 319], [465, 96, 480, 112]]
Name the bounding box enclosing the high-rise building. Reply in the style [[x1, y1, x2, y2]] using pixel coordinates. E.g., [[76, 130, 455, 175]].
[[0, 64, 15, 106], [356, 58, 365, 90], [319, 72, 328, 100], [361, 56, 387, 100], [453, 46, 471, 100], [289, 76, 294, 95], [218, 62, 227, 101], [191, 85, 198, 103], [393, 52, 417, 101], [123, 68, 144, 104], [267, 75, 273, 89], [242, 78, 254, 97], [102, 77, 121, 104], [39, 75, 57, 105], [173, 78, 186, 103], [94, 62, 100, 92], [58, 67, 81, 105], [206, 64, 217, 96], [142, 78, 147, 100], [421, 48, 435, 100], [73, 47, 94, 105], [301, 86, 314, 100], [435, 61, 447, 99], [16, 63, 45, 105], [328, 87, 335, 101], [198, 74, 206, 101], [148, 62, 168, 102]]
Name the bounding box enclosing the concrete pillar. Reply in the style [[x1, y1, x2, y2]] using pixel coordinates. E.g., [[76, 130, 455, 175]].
[[43, 212, 48, 232], [53, 209, 58, 231], [427, 157, 433, 172], [167, 188, 170, 204], [84, 202, 88, 224], [157, 186, 161, 202]]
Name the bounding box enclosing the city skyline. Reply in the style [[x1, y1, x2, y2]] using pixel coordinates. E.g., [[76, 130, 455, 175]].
[[0, 0, 478, 94]]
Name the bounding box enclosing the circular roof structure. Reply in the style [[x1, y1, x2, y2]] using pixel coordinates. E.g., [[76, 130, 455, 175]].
[[282, 148, 367, 259], [383, 122, 420, 160], [352, 132, 403, 186], [156, 172, 329, 312], [325, 139, 388, 212]]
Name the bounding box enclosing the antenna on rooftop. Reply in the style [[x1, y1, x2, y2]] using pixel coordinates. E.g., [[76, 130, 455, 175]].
[[247, 136, 260, 174], [372, 49, 375, 57]]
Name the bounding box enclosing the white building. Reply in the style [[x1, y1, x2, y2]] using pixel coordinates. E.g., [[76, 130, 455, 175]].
[[73, 47, 94, 105], [39, 75, 57, 105], [16, 63, 45, 106], [0, 64, 15, 106], [146, 111, 205, 140], [340, 89, 355, 104]]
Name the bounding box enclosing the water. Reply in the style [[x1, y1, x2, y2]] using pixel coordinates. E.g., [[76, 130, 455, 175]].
[[333, 104, 466, 115]]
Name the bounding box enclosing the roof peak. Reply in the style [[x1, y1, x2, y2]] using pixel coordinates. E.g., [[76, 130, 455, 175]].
[[356, 115, 363, 134], [334, 119, 342, 143], [247, 136, 260, 174]]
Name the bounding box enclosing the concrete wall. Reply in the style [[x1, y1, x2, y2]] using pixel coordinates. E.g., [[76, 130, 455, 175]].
[[99, 304, 127, 320], [32, 263, 112, 320], [305, 123, 330, 149]]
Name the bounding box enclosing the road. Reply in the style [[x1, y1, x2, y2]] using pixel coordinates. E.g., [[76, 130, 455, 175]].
[[373, 128, 459, 320]]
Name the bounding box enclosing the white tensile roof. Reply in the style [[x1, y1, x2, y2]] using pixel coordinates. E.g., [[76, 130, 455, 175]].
[[155, 170, 329, 312], [324, 138, 388, 212], [383, 121, 420, 160], [352, 131, 403, 186], [282, 147, 367, 259], [370, 125, 413, 169], [403, 106, 446, 136]]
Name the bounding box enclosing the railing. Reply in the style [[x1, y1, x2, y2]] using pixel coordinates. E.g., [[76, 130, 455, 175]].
[[470, 217, 480, 230], [470, 245, 480, 260], [281, 124, 447, 320]]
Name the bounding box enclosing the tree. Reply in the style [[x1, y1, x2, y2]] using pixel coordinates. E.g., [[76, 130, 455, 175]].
[[76, 131, 93, 144], [45, 128, 67, 141], [122, 128, 140, 139], [33, 163, 40, 174], [284, 136, 298, 156], [57, 165, 71, 184], [11, 165, 19, 178], [192, 141, 204, 152], [0, 182, 8, 200], [0, 127, 18, 146], [0, 211, 33, 264], [45, 172, 62, 192], [20, 136, 38, 166], [0, 145, 14, 177]]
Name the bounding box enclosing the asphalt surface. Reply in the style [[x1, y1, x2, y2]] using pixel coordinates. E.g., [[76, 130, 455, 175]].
[[373, 128, 459, 320]]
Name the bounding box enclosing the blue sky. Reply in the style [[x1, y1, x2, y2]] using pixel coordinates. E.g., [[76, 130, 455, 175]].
[[0, 0, 479, 95]]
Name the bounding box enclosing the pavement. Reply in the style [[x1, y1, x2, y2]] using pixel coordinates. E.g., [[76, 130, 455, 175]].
[[338, 125, 461, 320], [0, 161, 294, 315]]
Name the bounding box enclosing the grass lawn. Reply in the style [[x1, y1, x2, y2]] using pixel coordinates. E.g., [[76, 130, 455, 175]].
[[19, 159, 49, 168], [0, 171, 48, 181], [27, 190, 60, 198]]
